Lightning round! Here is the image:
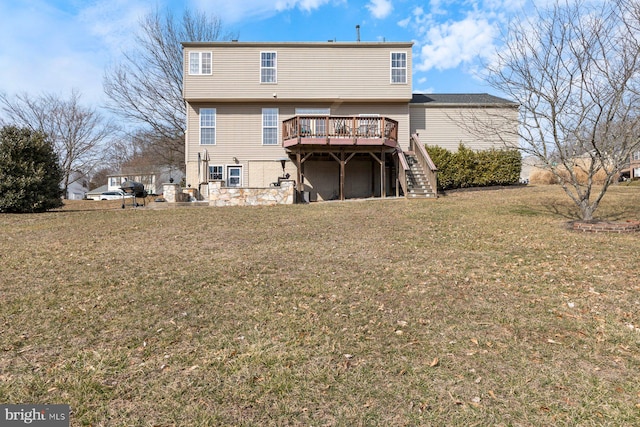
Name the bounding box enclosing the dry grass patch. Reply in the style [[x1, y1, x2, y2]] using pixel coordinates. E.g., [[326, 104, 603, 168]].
[[529, 168, 612, 185], [1, 185, 639, 426]]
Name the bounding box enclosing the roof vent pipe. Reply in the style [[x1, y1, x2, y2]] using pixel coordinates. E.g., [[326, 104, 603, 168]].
[[356, 25, 360, 42]]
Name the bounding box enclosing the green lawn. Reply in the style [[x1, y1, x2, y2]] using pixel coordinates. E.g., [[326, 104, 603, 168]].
[[1, 185, 639, 426]]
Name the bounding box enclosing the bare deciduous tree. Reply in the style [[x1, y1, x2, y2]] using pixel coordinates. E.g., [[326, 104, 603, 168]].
[[0, 90, 117, 198], [103, 8, 234, 170], [482, 0, 640, 220]]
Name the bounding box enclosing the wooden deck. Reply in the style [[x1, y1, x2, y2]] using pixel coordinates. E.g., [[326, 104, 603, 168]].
[[282, 116, 398, 148], [282, 116, 401, 201]]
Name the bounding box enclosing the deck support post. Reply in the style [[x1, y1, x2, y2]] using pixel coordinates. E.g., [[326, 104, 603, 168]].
[[369, 151, 386, 198], [381, 149, 386, 198], [340, 152, 345, 201], [328, 151, 345, 201], [296, 150, 303, 198]]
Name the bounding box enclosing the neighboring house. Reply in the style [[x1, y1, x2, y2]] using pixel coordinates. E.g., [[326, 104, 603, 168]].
[[107, 168, 184, 196], [66, 180, 88, 200], [85, 184, 108, 201], [520, 156, 545, 183], [182, 41, 519, 202], [631, 150, 640, 179], [63, 171, 89, 200]]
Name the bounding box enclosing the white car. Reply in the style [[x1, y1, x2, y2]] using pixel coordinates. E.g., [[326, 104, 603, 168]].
[[100, 191, 133, 200]]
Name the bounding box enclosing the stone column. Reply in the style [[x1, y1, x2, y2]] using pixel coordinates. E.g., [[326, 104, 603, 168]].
[[162, 183, 181, 203]]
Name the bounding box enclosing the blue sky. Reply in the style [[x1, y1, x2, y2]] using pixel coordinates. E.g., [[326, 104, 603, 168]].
[[0, 0, 530, 109]]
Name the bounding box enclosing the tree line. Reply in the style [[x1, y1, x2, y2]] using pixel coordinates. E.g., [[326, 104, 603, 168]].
[[0, 8, 233, 207]]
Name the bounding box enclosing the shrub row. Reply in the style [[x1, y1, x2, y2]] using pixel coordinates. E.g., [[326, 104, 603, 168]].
[[426, 144, 521, 191]]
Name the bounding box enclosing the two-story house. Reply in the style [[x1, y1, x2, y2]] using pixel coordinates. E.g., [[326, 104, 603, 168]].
[[182, 41, 518, 202]]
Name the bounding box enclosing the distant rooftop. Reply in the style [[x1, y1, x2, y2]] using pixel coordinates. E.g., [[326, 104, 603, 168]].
[[411, 93, 516, 105]]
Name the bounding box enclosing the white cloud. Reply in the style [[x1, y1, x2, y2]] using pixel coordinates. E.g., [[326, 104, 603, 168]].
[[413, 77, 434, 94], [78, 0, 150, 54], [366, 0, 393, 19], [416, 15, 498, 72], [427, 0, 446, 15], [396, 1, 522, 78], [193, 0, 333, 23], [0, 0, 155, 111]]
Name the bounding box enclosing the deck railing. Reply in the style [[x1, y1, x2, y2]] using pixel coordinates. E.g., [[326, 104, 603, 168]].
[[410, 134, 438, 197], [283, 116, 398, 142]]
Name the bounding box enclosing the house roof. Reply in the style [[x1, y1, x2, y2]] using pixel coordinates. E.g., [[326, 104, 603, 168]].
[[86, 184, 108, 195], [182, 41, 413, 48], [411, 93, 517, 106]]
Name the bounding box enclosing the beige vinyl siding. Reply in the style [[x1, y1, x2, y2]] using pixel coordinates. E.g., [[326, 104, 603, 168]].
[[247, 161, 297, 187], [187, 101, 411, 163], [183, 42, 412, 102], [186, 101, 410, 187], [187, 103, 288, 163], [186, 103, 289, 186], [410, 105, 519, 151]]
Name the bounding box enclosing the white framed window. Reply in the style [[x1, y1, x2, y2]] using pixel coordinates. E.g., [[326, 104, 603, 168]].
[[209, 165, 223, 181], [200, 108, 216, 145], [189, 52, 212, 75], [633, 151, 640, 161], [227, 166, 242, 187], [390, 52, 407, 84], [262, 108, 279, 145], [261, 52, 277, 83]]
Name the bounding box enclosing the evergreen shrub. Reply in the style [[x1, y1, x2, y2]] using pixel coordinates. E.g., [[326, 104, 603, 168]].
[[0, 126, 64, 213], [426, 143, 521, 191]]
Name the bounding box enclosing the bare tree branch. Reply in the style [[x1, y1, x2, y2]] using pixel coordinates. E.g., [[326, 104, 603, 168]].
[[103, 8, 235, 170], [0, 89, 117, 198], [478, 0, 640, 220]]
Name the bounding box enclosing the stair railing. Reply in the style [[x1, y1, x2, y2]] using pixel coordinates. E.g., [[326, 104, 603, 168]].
[[395, 147, 409, 197], [410, 134, 438, 197]]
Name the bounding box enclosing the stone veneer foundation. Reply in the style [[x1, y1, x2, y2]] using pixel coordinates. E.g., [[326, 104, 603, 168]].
[[162, 181, 295, 206], [208, 180, 295, 206]]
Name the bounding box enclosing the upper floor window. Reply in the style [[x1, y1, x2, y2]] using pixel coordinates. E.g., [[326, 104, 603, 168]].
[[261, 52, 277, 83], [189, 52, 212, 75], [262, 108, 279, 145], [391, 52, 407, 84], [633, 151, 640, 161], [200, 108, 216, 145]]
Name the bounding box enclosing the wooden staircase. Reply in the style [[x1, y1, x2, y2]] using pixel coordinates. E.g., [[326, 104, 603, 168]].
[[404, 152, 437, 198]]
